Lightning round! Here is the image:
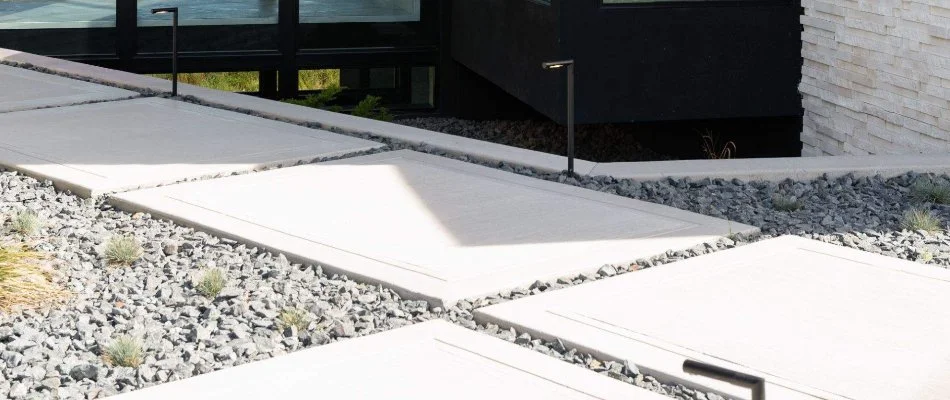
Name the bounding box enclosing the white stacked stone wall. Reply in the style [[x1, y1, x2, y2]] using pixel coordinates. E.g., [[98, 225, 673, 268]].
[[800, 0, 950, 156]]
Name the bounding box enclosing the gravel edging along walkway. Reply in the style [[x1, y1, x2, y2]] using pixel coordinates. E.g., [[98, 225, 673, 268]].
[[4, 61, 950, 399], [5, 162, 949, 400], [0, 170, 747, 400]]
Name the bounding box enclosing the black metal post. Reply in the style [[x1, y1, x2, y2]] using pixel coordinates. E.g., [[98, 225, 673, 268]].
[[151, 7, 179, 96], [566, 62, 574, 174], [115, 0, 137, 70], [542, 59, 576, 174], [277, 0, 299, 99], [683, 359, 766, 400]]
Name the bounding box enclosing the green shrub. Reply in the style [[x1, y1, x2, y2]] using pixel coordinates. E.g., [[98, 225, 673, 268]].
[[352, 95, 393, 122], [104, 236, 143, 266], [9, 210, 42, 237], [193, 268, 227, 299], [771, 194, 803, 212], [102, 335, 144, 368], [282, 85, 343, 110], [909, 179, 950, 204], [283, 87, 392, 122], [901, 208, 942, 233]]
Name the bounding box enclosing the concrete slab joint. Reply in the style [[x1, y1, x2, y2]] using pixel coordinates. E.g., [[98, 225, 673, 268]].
[[0, 97, 381, 197], [477, 236, 950, 400], [111, 150, 756, 307], [110, 321, 668, 400], [4, 49, 950, 183]]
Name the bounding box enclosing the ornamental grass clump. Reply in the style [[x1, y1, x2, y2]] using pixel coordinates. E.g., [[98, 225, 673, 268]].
[[103, 235, 143, 266], [193, 268, 227, 299], [0, 245, 67, 312], [9, 210, 42, 237], [909, 179, 950, 205], [901, 208, 942, 233], [276, 308, 310, 331], [102, 335, 144, 368], [771, 194, 803, 212]]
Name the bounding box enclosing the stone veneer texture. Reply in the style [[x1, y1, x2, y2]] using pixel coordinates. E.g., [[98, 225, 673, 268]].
[[800, 0, 950, 156]]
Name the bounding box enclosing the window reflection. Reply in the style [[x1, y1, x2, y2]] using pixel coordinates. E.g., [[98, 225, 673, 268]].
[[299, 0, 419, 24], [0, 0, 116, 29]]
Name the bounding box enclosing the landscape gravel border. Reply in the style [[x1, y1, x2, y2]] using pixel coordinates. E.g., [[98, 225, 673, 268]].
[[4, 61, 950, 400]]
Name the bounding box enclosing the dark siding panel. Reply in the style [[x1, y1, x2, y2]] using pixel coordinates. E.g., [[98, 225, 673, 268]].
[[450, 0, 562, 120], [452, 0, 802, 124]]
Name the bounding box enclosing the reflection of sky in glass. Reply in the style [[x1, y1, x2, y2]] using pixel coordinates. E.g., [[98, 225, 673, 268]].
[[0, 0, 419, 29]]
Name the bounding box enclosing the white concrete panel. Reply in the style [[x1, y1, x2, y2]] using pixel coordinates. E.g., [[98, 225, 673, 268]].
[[0, 97, 382, 196], [111, 321, 667, 400], [0, 64, 136, 112], [112, 150, 756, 307], [476, 236, 950, 400]]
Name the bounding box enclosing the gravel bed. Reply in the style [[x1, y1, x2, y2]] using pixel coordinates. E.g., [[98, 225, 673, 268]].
[[3, 64, 948, 399], [0, 169, 744, 400], [0, 172, 436, 399], [397, 117, 675, 162]]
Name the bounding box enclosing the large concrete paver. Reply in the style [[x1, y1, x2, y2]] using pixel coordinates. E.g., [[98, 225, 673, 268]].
[[476, 235, 950, 400], [111, 320, 666, 400], [0, 97, 381, 196], [112, 150, 756, 307], [0, 64, 136, 113]]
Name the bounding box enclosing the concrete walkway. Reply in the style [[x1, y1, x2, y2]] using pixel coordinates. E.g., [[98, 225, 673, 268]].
[[0, 97, 380, 196], [6, 59, 948, 399], [477, 236, 950, 400], [0, 64, 136, 113], [111, 321, 667, 400], [112, 150, 756, 307]]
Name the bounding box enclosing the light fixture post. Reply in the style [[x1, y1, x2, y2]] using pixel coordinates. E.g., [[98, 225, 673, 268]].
[[542, 59, 576, 174], [151, 7, 179, 96]]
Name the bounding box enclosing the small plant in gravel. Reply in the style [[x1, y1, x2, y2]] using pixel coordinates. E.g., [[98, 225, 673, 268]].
[[901, 208, 942, 233], [0, 245, 67, 311], [909, 178, 950, 205], [103, 235, 143, 266], [193, 268, 227, 299], [277, 308, 311, 331], [771, 194, 803, 212], [8, 209, 43, 237], [102, 335, 144, 368], [700, 132, 736, 160], [918, 250, 935, 263]]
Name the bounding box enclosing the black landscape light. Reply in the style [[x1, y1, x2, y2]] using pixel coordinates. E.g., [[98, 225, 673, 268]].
[[151, 7, 179, 96], [542, 59, 575, 174], [683, 359, 766, 400]]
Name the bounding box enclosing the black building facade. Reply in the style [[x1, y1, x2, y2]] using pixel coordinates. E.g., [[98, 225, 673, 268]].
[[0, 0, 802, 125]]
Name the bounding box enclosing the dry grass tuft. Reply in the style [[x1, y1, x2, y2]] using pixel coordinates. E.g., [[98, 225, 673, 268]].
[[0, 245, 68, 312], [276, 308, 311, 331], [700, 133, 737, 160], [901, 208, 942, 233]]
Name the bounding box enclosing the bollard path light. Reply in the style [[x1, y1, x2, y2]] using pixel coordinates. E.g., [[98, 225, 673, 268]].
[[151, 7, 179, 96], [542, 59, 575, 174]]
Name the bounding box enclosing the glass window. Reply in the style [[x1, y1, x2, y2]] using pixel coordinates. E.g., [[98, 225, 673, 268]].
[[299, 69, 342, 90], [0, 1, 116, 55], [137, 0, 278, 27], [0, 0, 116, 29], [299, 0, 420, 24], [410, 66, 434, 106]]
